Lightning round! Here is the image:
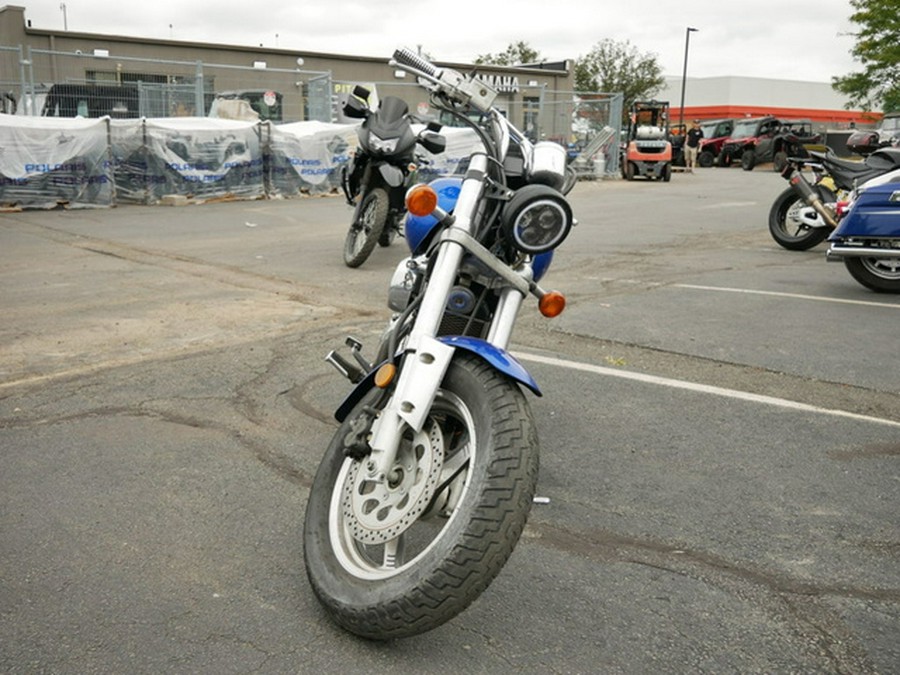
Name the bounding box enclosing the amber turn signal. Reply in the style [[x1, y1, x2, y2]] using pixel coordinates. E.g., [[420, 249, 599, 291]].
[[539, 291, 566, 318], [406, 185, 438, 217], [374, 363, 397, 389]]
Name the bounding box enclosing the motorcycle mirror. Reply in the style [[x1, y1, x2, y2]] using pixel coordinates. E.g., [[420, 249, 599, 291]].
[[419, 132, 446, 155], [342, 96, 368, 119], [352, 85, 371, 100]]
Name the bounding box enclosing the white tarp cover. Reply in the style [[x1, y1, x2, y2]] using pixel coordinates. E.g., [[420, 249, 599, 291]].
[[111, 118, 264, 204], [266, 122, 483, 197], [413, 125, 484, 179], [0, 115, 485, 208], [266, 120, 359, 196], [0, 114, 113, 208]]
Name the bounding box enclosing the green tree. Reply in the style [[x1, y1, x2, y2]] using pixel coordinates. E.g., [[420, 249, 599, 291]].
[[475, 41, 543, 66], [574, 38, 665, 107], [832, 0, 900, 112]]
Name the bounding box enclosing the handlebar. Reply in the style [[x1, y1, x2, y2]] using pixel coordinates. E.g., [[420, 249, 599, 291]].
[[390, 46, 498, 113], [392, 48, 439, 78]]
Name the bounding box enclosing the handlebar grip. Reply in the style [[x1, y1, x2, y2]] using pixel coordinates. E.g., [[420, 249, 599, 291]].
[[393, 48, 438, 77]]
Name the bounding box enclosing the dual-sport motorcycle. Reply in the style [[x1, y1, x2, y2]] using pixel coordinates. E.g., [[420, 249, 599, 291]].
[[340, 86, 446, 267], [769, 141, 900, 250], [304, 48, 574, 639], [826, 167, 900, 293]]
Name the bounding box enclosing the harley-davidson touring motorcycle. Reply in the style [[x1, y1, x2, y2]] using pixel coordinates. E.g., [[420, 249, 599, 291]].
[[826, 167, 900, 293], [340, 86, 446, 267], [304, 48, 574, 639], [769, 141, 900, 250]]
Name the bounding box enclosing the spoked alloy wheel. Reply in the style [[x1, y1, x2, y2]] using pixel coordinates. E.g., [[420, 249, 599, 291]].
[[343, 188, 389, 268], [844, 256, 900, 293], [303, 354, 540, 639], [768, 185, 835, 250]]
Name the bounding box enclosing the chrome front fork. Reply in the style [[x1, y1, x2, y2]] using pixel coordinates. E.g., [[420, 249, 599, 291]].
[[364, 154, 490, 482]]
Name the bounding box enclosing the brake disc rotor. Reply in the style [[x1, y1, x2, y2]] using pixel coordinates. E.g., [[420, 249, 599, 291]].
[[342, 420, 444, 544]]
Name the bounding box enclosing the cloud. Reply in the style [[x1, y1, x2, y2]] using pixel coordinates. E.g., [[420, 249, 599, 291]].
[[24, 0, 858, 82]]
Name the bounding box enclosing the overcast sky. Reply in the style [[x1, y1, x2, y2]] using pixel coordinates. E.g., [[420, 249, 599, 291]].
[[25, 1, 859, 83]]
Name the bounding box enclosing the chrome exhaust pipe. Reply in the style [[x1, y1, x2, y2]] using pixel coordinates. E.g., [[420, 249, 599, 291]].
[[827, 245, 900, 261], [786, 170, 838, 229]]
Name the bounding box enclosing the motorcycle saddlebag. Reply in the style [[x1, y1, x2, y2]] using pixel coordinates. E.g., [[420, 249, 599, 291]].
[[838, 181, 900, 237]]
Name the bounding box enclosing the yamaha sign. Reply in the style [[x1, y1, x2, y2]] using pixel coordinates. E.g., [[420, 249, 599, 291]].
[[479, 74, 520, 94]]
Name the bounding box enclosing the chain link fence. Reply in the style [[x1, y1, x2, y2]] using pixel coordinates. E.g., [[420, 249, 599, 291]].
[[350, 79, 622, 177], [2, 46, 334, 122], [3, 44, 621, 184]]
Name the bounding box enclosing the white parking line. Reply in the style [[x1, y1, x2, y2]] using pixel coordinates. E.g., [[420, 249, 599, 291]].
[[674, 284, 900, 310], [514, 351, 900, 429]]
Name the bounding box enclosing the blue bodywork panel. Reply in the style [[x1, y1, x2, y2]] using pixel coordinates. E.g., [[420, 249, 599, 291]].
[[831, 181, 900, 239]]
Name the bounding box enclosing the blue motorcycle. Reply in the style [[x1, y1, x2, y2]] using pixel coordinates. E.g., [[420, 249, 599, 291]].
[[304, 48, 574, 639], [827, 169, 900, 292]]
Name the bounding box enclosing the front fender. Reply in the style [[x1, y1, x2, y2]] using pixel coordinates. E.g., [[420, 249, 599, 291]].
[[378, 163, 405, 187], [334, 336, 541, 422], [437, 336, 541, 396]]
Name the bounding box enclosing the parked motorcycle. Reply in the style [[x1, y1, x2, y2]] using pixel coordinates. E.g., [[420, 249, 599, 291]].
[[341, 86, 446, 267], [770, 145, 900, 250], [827, 168, 900, 292], [304, 48, 574, 639]]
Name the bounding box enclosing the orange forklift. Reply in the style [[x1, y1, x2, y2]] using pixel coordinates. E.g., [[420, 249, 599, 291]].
[[620, 100, 672, 181]]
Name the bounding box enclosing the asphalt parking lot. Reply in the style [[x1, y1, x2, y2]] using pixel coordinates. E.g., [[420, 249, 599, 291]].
[[1, 165, 898, 673]]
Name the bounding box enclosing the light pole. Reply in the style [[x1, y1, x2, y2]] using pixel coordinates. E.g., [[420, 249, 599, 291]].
[[678, 26, 698, 133]]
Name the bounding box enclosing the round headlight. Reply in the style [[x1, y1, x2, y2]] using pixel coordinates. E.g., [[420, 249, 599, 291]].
[[500, 184, 573, 254]]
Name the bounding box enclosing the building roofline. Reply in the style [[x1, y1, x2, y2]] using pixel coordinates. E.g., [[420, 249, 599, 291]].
[[21, 26, 568, 75]]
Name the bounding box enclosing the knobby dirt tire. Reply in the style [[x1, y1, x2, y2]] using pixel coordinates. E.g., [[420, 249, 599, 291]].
[[768, 186, 834, 251], [303, 354, 540, 640], [343, 188, 389, 268]]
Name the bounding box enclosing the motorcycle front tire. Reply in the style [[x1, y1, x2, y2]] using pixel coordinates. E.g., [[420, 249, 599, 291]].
[[844, 257, 900, 293], [768, 185, 835, 250], [343, 188, 389, 268], [303, 353, 540, 640], [378, 214, 400, 247]]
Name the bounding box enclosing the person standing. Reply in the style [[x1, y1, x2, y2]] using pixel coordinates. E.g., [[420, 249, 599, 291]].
[[685, 119, 704, 173]]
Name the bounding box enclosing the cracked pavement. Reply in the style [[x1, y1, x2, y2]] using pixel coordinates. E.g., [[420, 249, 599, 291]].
[[1, 170, 898, 673]]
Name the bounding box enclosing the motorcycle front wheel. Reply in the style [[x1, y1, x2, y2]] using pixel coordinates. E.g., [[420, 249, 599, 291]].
[[303, 354, 540, 639], [768, 185, 835, 250], [378, 214, 401, 247], [844, 256, 900, 293], [343, 188, 388, 268]]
